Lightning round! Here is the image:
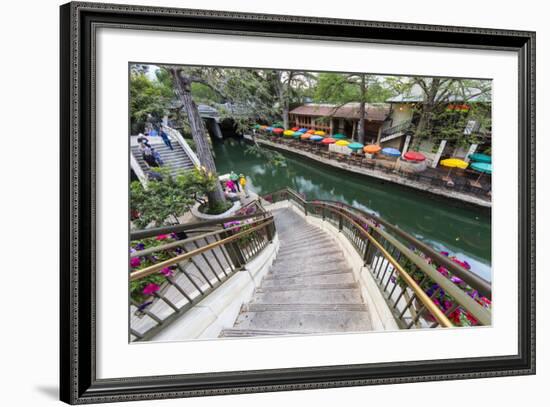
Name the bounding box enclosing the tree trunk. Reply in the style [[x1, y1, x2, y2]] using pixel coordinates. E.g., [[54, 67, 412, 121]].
[[357, 75, 367, 145], [171, 69, 227, 209]]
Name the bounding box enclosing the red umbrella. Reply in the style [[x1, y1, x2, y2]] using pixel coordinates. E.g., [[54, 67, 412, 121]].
[[403, 151, 426, 162], [291, 127, 299, 131], [321, 137, 336, 145], [272, 128, 284, 134]]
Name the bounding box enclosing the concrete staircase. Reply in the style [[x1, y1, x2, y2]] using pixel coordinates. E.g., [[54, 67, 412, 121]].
[[220, 207, 372, 337], [131, 138, 195, 178]]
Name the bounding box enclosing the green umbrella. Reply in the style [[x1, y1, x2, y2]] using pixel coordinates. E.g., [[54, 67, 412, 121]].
[[470, 162, 492, 183], [469, 153, 491, 163], [253, 124, 261, 129], [347, 142, 364, 151], [332, 133, 347, 140], [292, 131, 303, 139]]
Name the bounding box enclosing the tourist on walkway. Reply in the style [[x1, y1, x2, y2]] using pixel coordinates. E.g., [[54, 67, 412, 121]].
[[230, 171, 240, 191], [239, 173, 249, 198], [159, 128, 174, 150], [226, 178, 237, 193], [139, 141, 158, 168]]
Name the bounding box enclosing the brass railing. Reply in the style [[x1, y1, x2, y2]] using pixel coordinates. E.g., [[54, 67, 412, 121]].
[[129, 207, 275, 342], [264, 188, 491, 329]]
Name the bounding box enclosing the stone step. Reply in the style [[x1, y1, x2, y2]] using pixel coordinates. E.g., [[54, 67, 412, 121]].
[[276, 240, 335, 256], [219, 328, 312, 337], [269, 263, 351, 277], [256, 283, 357, 291], [261, 272, 356, 287], [271, 257, 348, 272], [278, 230, 327, 245], [251, 287, 363, 304], [233, 308, 372, 332], [243, 303, 368, 312], [273, 249, 344, 265]]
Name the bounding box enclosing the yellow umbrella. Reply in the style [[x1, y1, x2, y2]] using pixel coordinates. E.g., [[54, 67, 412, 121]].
[[440, 158, 468, 181], [335, 140, 350, 146], [314, 130, 326, 136], [283, 129, 294, 137]]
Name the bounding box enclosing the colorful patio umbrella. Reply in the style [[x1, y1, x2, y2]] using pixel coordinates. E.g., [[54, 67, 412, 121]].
[[272, 122, 284, 128], [291, 127, 299, 131], [335, 140, 350, 147], [440, 158, 468, 180], [306, 129, 316, 134], [381, 147, 401, 157], [283, 129, 295, 137], [314, 130, 326, 136], [260, 125, 268, 130], [403, 151, 426, 162], [440, 158, 468, 169], [310, 135, 324, 142], [272, 128, 284, 135], [321, 137, 336, 145], [470, 161, 492, 185], [298, 128, 308, 132], [348, 142, 364, 151], [363, 144, 381, 154], [300, 133, 312, 140], [292, 131, 303, 139], [265, 126, 273, 132], [332, 133, 347, 140], [253, 124, 261, 129], [469, 153, 492, 163]]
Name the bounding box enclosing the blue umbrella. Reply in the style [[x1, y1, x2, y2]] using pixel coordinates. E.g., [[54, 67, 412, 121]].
[[298, 128, 308, 132], [381, 147, 401, 157], [310, 135, 324, 142], [469, 153, 491, 163]]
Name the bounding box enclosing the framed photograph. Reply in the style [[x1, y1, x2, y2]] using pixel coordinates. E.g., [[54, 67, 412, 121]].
[[60, 1, 535, 404]]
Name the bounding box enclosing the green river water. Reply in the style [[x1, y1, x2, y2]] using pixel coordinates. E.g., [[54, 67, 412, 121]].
[[213, 140, 492, 281]]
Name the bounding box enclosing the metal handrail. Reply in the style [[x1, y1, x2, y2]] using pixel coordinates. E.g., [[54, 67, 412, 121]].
[[130, 202, 267, 240], [130, 218, 274, 281], [316, 199, 491, 299], [130, 213, 275, 341], [131, 215, 272, 258]]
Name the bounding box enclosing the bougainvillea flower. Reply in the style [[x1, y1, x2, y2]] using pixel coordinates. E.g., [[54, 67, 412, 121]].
[[440, 251, 449, 257], [451, 276, 464, 285], [135, 242, 145, 250], [130, 257, 141, 268], [156, 234, 169, 241], [143, 283, 160, 295], [159, 267, 174, 277]]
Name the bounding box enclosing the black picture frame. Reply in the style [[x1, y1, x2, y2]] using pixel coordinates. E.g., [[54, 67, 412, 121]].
[[60, 1, 536, 404]]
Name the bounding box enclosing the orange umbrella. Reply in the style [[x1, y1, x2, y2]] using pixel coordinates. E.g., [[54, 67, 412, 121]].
[[300, 133, 312, 140], [363, 144, 381, 154], [306, 129, 316, 134]]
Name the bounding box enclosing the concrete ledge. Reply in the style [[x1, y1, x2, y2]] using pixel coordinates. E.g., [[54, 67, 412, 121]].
[[287, 203, 400, 331], [255, 138, 490, 208], [190, 200, 241, 220], [152, 235, 280, 342]]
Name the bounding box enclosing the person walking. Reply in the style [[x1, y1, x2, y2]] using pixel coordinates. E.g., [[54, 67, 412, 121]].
[[239, 173, 249, 198], [139, 141, 158, 168], [160, 128, 174, 150], [230, 171, 240, 191]]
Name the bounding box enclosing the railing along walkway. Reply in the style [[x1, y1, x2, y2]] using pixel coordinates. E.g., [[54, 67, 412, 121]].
[[263, 188, 492, 329], [129, 203, 275, 341]]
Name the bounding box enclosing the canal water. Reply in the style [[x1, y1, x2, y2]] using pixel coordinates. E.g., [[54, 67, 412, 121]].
[[213, 140, 492, 281]]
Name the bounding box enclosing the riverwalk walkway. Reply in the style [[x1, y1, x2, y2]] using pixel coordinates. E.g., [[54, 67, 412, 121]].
[[247, 135, 491, 208], [220, 206, 373, 337]]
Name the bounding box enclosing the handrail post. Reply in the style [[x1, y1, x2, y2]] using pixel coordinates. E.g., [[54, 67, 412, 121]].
[[338, 211, 343, 231], [220, 229, 246, 270]]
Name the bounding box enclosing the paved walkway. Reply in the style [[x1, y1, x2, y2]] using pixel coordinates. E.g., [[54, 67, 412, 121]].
[[220, 207, 373, 337], [249, 136, 490, 208]]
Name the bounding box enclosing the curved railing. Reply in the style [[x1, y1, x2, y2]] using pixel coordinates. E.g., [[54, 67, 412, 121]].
[[129, 203, 275, 341], [263, 188, 491, 329]]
